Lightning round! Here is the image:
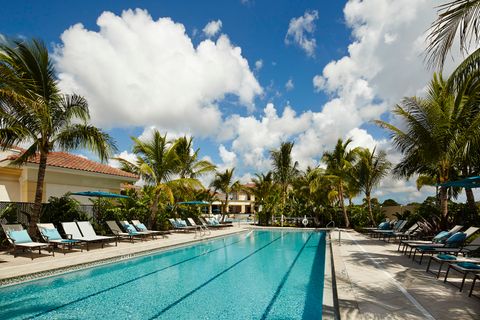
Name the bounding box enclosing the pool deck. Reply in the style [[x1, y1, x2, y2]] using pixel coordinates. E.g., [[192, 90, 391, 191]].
[[0, 226, 248, 284], [2, 226, 479, 319], [331, 230, 480, 320]]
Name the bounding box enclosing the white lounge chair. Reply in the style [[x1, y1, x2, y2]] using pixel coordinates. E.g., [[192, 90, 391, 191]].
[[61, 221, 116, 250]]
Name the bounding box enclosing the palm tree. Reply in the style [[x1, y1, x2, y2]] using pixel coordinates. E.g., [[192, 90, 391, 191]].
[[174, 136, 216, 179], [374, 73, 480, 224], [352, 147, 391, 225], [0, 39, 116, 234], [270, 141, 299, 224], [322, 138, 358, 228], [116, 130, 201, 227], [209, 168, 241, 221], [249, 172, 277, 225], [426, 0, 480, 70]]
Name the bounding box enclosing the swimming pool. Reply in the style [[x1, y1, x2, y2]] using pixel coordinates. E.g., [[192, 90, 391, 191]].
[[0, 230, 326, 319]]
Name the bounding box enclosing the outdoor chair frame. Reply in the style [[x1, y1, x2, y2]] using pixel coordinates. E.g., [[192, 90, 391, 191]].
[[1, 224, 52, 259]]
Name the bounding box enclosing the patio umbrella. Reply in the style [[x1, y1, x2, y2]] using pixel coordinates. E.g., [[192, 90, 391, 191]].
[[71, 191, 130, 198], [71, 191, 130, 220], [439, 176, 480, 188], [177, 201, 210, 215]]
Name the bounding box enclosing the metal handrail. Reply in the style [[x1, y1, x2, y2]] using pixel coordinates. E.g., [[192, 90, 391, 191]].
[[326, 221, 335, 228]]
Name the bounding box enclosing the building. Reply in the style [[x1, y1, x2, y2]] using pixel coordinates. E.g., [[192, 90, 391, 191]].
[[211, 184, 256, 214], [0, 147, 137, 204]]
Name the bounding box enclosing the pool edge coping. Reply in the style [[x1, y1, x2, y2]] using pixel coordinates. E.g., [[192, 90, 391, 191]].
[[0, 229, 249, 287]]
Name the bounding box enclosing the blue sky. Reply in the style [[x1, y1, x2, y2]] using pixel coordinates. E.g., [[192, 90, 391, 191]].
[[0, 1, 463, 203]]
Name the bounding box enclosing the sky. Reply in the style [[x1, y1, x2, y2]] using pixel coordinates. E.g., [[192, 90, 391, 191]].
[[0, 0, 474, 204]]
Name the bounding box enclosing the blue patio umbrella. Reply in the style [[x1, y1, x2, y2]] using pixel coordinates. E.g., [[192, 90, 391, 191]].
[[440, 176, 480, 188], [71, 191, 129, 218], [71, 191, 130, 198]]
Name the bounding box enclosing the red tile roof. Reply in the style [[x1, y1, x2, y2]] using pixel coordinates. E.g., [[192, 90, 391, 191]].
[[4, 150, 137, 179]]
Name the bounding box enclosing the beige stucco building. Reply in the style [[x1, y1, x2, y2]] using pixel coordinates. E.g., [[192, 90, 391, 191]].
[[0, 147, 137, 205], [212, 185, 256, 214]]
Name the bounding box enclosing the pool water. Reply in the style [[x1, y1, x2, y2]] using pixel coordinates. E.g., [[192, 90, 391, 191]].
[[0, 230, 326, 319]]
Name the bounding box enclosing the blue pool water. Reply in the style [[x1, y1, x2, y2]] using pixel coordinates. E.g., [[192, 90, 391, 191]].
[[0, 230, 326, 319]]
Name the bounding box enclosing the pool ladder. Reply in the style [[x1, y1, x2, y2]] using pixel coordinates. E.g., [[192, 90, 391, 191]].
[[326, 221, 341, 246]]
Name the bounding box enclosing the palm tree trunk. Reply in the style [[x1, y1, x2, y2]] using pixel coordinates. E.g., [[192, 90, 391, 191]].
[[338, 182, 350, 228], [439, 186, 448, 226], [150, 192, 160, 229], [465, 188, 477, 215], [31, 152, 47, 236], [223, 193, 229, 222], [366, 193, 375, 226]]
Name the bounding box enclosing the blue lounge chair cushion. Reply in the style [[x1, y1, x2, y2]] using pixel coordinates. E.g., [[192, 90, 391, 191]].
[[456, 262, 480, 270], [41, 228, 63, 241], [445, 232, 466, 247], [418, 245, 435, 251], [8, 230, 32, 244], [379, 222, 390, 230], [432, 231, 450, 243], [178, 220, 187, 227], [437, 254, 457, 260], [124, 224, 138, 234], [135, 223, 147, 231]]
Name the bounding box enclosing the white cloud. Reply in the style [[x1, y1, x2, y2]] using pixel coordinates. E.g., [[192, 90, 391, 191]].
[[54, 9, 262, 137], [312, 75, 325, 92], [108, 150, 137, 168], [218, 144, 237, 170], [255, 59, 263, 71], [203, 19, 222, 37], [285, 10, 318, 57], [285, 78, 294, 91]]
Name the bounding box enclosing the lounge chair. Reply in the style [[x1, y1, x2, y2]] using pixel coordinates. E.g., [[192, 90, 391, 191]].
[[372, 220, 407, 240], [168, 218, 195, 232], [187, 218, 211, 236], [385, 223, 420, 242], [411, 228, 479, 264], [444, 261, 480, 292], [362, 219, 394, 232], [366, 220, 399, 236], [426, 253, 480, 278], [398, 224, 464, 254], [61, 221, 117, 250], [199, 217, 226, 229], [469, 273, 480, 297], [37, 223, 83, 254], [1, 224, 52, 259], [130, 220, 168, 238], [414, 236, 480, 265], [106, 221, 146, 242]]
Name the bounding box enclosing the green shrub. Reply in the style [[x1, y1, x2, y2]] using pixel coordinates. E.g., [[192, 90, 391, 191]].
[[41, 195, 90, 228]]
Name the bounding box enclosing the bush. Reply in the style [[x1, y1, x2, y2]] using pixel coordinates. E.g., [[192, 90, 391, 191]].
[[41, 195, 90, 228]]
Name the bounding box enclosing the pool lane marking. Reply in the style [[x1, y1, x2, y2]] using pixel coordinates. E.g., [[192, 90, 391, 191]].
[[27, 231, 261, 320], [148, 233, 287, 320], [260, 233, 314, 320], [345, 232, 436, 320]]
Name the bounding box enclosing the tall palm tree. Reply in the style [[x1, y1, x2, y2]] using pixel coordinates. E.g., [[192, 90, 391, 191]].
[[270, 141, 299, 224], [426, 0, 480, 70], [116, 130, 201, 227], [0, 39, 116, 234], [174, 136, 216, 179], [352, 147, 391, 225], [374, 73, 479, 224], [209, 168, 241, 221], [249, 172, 277, 225], [322, 138, 358, 228]]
